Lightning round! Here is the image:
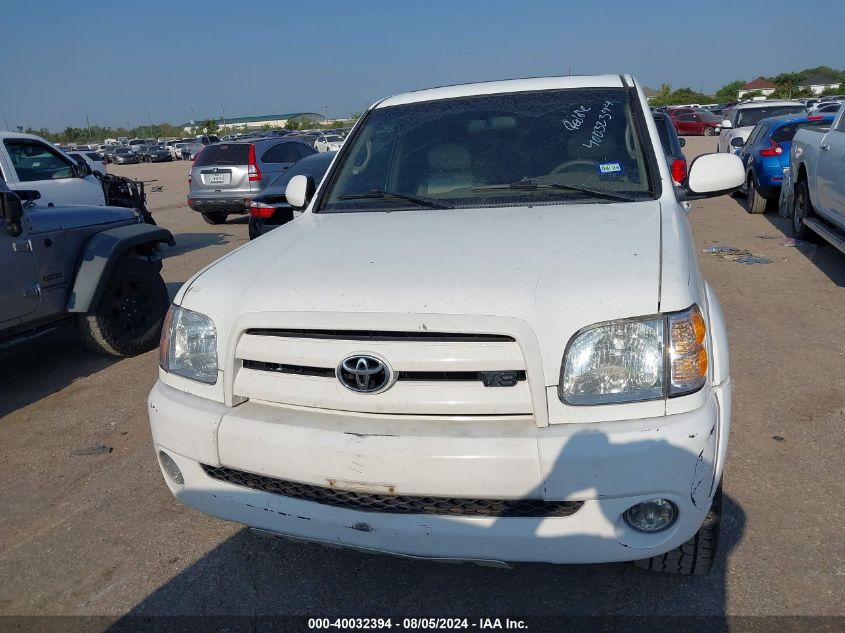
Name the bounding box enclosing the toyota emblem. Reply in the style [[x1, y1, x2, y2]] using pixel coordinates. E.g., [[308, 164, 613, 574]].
[[337, 355, 394, 394]]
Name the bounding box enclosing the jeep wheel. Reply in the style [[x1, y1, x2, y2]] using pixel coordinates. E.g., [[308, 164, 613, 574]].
[[77, 257, 169, 357], [201, 212, 228, 225], [634, 485, 721, 575], [746, 176, 768, 214]]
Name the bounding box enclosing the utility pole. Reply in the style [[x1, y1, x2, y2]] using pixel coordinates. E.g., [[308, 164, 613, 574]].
[[85, 113, 92, 143], [221, 95, 226, 131], [2, 112, 8, 130], [148, 114, 153, 140]]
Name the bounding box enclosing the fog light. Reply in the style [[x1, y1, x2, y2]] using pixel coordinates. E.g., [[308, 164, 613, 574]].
[[624, 499, 677, 532], [159, 451, 184, 485]]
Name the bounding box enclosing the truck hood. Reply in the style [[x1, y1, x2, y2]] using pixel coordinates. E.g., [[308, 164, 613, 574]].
[[182, 202, 663, 383]]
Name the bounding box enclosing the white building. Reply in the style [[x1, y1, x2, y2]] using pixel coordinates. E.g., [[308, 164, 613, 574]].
[[796, 75, 842, 96]]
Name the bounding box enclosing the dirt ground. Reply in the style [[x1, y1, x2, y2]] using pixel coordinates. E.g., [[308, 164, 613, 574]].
[[0, 137, 843, 624]]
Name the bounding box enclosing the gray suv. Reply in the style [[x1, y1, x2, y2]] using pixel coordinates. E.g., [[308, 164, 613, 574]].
[[187, 139, 316, 224]]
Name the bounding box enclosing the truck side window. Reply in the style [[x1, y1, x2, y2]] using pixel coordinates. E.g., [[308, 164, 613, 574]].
[[4, 140, 74, 182]]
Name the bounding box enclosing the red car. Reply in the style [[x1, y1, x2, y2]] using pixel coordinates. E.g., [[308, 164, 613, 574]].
[[673, 111, 723, 136]]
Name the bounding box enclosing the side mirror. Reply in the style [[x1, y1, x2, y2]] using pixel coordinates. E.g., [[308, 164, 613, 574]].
[[678, 138, 686, 147], [684, 153, 744, 199], [285, 174, 315, 208], [0, 190, 25, 236], [730, 137, 745, 148], [720, 120, 732, 129], [74, 156, 92, 178]]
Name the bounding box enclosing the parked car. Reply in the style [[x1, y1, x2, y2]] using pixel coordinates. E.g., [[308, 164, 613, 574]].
[[248, 151, 336, 239], [150, 74, 744, 574], [0, 179, 173, 356], [653, 112, 687, 184], [187, 139, 317, 224], [66, 150, 108, 176], [732, 113, 835, 213], [111, 147, 141, 165], [716, 100, 806, 153], [672, 110, 723, 137], [808, 102, 841, 115], [314, 134, 345, 152], [180, 135, 221, 160], [0, 132, 106, 206], [140, 145, 172, 163], [789, 102, 845, 251]]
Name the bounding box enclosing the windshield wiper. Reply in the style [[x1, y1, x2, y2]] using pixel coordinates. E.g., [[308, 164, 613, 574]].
[[473, 177, 636, 202], [337, 190, 453, 209]]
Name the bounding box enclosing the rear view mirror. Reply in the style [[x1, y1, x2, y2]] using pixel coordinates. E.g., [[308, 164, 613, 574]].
[[0, 190, 25, 236], [685, 153, 744, 199], [720, 120, 732, 129], [285, 175, 315, 209], [679, 138, 686, 147], [73, 156, 92, 178], [730, 137, 745, 148]]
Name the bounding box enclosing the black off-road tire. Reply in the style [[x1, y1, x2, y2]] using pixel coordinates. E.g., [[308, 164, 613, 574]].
[[634, 485, 722, 575], [76, 257, 169, 357], [746, 175, 769, 214], [202, 212, 228, 225], [791, 180, 819, 242]]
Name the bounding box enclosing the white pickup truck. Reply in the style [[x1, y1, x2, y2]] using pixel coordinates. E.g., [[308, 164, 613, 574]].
[[789, 101, 845, 252], [0, 132, 106, 207], [149, 75, 745, 574]]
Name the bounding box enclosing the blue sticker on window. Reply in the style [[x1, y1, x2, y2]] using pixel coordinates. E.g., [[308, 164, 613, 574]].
[[598, 162, 623, 175]]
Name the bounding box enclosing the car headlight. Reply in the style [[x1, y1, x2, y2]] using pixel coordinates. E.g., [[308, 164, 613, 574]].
[[559, 305, 707, 405], [159, 305, 218, 384]]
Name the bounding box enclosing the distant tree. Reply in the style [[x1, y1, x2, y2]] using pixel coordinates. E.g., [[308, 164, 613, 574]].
[[284, 119, 301, 131], [821, 85, 844, 96], [715, 80, 746, 101], [197, 119, 219, 135]]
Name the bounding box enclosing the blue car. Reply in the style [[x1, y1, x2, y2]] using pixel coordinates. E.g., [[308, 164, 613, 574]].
[[733, 113, 835, 213]]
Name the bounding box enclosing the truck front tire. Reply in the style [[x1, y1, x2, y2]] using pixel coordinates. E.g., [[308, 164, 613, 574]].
[[76, 257, 169, 357], [634, 485, 722, 575]]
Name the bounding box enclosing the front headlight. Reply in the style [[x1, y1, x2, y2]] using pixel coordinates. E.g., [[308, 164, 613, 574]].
[[159, 305, 218, 384], [559, 305, 707, 405]]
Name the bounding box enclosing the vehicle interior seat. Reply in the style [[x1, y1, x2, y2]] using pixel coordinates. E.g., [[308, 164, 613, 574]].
[[417, 143, 472, 196]]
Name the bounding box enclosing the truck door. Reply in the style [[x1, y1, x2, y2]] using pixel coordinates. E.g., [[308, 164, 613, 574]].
[[0, 205, 40, 324], [815, 114, 845, 224], [2, 138, 105, 207]]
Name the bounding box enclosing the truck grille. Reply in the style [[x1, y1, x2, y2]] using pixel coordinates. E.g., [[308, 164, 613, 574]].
[[202, 464, 583, 518], [233, 325, 534, 416]]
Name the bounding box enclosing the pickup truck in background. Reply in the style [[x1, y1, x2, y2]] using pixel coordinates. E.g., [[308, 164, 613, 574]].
[[0, 132, 106, 207], [790, 101, 845, 253]]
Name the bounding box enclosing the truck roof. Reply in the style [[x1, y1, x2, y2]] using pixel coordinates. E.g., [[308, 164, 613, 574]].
[[733, 100, 804, 110], [376, 74, 631, 108]]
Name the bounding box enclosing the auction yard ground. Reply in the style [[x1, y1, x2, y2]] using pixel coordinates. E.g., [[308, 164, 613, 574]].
[[0, 137, 843, 620]]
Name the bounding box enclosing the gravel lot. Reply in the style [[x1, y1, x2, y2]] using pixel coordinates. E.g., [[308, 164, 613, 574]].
[[1, 137, 843, 624]]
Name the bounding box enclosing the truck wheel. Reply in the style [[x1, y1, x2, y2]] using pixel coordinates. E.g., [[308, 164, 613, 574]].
[[791, 180, 818, 242], [746, 176, 768, 214], [77, 257, 169, 357], [634, 485, 722, 575], [201, 212, 228, 225]]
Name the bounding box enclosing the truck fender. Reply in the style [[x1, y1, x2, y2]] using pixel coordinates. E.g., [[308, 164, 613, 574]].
[[66, 223, 175, 313], [703, 281, 729, 387]]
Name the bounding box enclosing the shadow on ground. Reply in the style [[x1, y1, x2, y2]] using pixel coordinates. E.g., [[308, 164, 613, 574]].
[[0, 328, 119, 418], [164, 233, 233, 258], [763, 213, 845, 287]]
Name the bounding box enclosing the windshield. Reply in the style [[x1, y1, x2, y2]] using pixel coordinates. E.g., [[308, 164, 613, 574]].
[[322, 88, 655, 212], [737, 106, 806, 128], [324, 135, 343, 142]]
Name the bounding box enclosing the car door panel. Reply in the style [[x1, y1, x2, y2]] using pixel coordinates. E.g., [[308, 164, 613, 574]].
[[815, 126, 845, 223], [0, 210, 41, 324]]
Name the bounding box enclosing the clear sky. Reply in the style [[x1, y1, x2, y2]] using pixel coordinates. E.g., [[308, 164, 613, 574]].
[[1, 0, 843, 131]]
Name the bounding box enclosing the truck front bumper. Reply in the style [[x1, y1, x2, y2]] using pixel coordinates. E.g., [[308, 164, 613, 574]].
[[148, 380, 729, 565]]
